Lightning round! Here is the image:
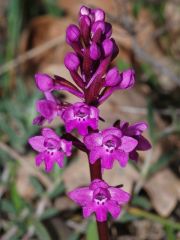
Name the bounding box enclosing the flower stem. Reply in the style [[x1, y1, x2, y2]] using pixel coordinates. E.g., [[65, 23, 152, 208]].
[[89, 159, 109, 240]]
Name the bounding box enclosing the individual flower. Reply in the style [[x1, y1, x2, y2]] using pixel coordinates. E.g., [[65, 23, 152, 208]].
[[29, 128, 72, 172], [68, 179, 130, 222], [98, 69, 135, 104], [84, 127, 138, 169], [118, 121, 151, 161], [33, 99, 62, 125], [61, 102, 99, 136]]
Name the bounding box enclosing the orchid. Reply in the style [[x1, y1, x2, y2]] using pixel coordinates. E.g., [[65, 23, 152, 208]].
[[61, 102, 99, 136], [84, 127, 138, 169], [29, 5, 151, 240], [29, 128, 72, 172], [68, 179, 130, 222], [118, 121, 152, 161]]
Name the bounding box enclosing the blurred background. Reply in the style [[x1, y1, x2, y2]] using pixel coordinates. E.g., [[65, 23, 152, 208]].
[[0, 0, 180, 239]]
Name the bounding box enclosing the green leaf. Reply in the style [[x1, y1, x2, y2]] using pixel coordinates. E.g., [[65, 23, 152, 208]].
[[165, 225, 176, 240], [10, 183, 25, 213], [30, 176, 44, 196], [117, 59, 131, 71], [131, 195, 152, 210], [119, 212, 138, 223], [48, 182, 65, 199], [33, 219, 51, 240], [68, 233, 81, 240], [0, 199, 17, 215], [40, 208, 59, 220], [147, 100, 156, 144], [148, 151, 174, 177], [87, 220, 98, 240]]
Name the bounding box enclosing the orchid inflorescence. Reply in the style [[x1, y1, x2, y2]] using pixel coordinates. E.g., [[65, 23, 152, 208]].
[[29, 5, 151, 230]]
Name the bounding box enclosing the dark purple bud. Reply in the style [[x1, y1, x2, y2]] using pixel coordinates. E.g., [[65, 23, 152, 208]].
[[35, 73, 54, 92], [66, 24, 81, 44], [79, 16, 91, 46], [105, 67, 120, 86], [102, 39, 113, 57], [91, 21, 105, 42], [119, 69, 135, 89], [111, 39, 119, 60], [90, 43, 101, 60], [64, 52, 80, 71], [80, 6, 90, 16], [92, 9, 105, 22], [92, 21, 105, 35], [105, 22, 112, 38]]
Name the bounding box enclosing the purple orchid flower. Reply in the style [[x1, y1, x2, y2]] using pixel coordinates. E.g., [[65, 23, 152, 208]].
[[98, 69, 135, 104], [68, 179, 130, 222], [61, 102, 99, 136], [84, 127, 138, 169], [118, 121, 152, 161], [33, 99, 63, 125], [28, 128, 72, 172]]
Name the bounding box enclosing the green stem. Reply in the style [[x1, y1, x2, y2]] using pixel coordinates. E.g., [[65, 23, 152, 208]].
[[128, 207, 180, 230]]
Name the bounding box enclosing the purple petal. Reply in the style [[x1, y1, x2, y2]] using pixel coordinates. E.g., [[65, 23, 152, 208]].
[[89, 146, 103, 164], [83, 204, 94, 218], [105, 67, 120, 87], [113, 150, 129, 167], [136, 135, 152, 150], [127, 122, 148, 135], [106, 200, 121, 218], [35, 73, 54, 92], [76, 122, 89, 136], [90, 179, 109, 190], [120, 136, 138, 152], [101, 154, 114, 169], [35, 152, 44, 166], [89, 106, 99, 119], [68, 187, 93, 206], [60, 139, 72, 156], [36, 100, 57, 121], [84, 133, 103, 150], [108, 187, 130, 204], [118, 69, 135, 89], [44, 157, 54, 172], [61, 107, 74, 122], [64, 120, 77, 133], [28, 136, 45, 152], [102, 127, 122, 138], [53, 151, 65, 168], [64, 52, 80, 71], [41, 128, 59, 140]]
